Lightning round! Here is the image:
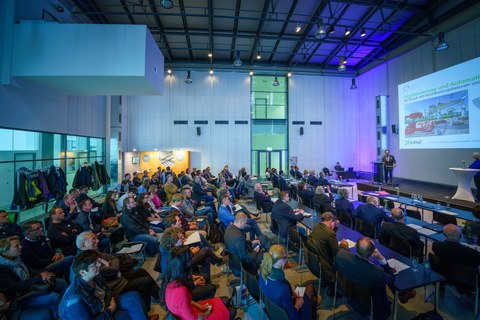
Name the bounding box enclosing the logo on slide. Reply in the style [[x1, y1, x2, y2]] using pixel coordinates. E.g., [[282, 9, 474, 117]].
[[405, 139, 423, 146]]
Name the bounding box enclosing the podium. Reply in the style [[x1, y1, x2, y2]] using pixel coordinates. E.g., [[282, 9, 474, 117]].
[[373, 162, 384, 183], [449, 168, 480, 202]]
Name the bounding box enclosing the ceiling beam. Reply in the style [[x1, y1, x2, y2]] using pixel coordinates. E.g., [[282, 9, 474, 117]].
[[208, 0, 214, 57], [229, 0, 242, 61], [120, 0, 136, 24], [249, 0, 271, 63], [178, 0, 194, 60], [329, 0, 425, 12], [267, 0, 299, 63], [147, 0, 173, 62]]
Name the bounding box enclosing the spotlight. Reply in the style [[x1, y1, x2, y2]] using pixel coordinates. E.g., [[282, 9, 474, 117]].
[[295, 23, 302, 33], [160, 0, 174, 9], [435, 32, 449, 51], [327, 26, 335, 34], [233, 51, 242, 67], [185, 71, 192, 84], [209, 67, 214, 75], [249, 70, 254, 76], [344, 27, 351, 36], [360, 29, 366, 37], [56, 6, 65, 12], [350, 78, 358, 90], [256, 52, 261, 60], [287, 71, 292, 77], [338, 57, 346, 71], [208, 51, 213, 58], [167, 67, 172, 74], [314, 18, 327, 40], [273, 75, 280, 86]]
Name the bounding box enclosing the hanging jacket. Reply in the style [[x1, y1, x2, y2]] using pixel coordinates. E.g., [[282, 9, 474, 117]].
[[91, 163, 101, 191], [74, 166, 92, 188]]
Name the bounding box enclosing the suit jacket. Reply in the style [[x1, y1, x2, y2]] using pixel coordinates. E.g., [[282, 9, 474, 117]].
[[307, 175, 319, 186], [294, 170, 303, 180], [271, 174, 279, 188], [334, 248, 394, 319], [298, 188, 314, 202], [353, 204, 394, 234], [278, 176, 290, 191], [307, 223, 347, 282], [379, 222, 424, 258], [432, 240, 480, 267], [271, 200, 302, 239], [382, 154, 396, 168], [224, 224, 263, 275], [254, 191, 273, 213], [335, 198, 354, 215]]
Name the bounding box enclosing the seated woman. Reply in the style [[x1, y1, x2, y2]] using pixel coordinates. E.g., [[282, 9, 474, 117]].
[[165, 246, 236, 320], [101, 190, 120, 228], [312, 186, 333, 213], [259, 245, 317, 320], [0, 236, 64, 319], [135, 192, 165, 233], [60, 250, 157, 320], [148, 185, 163, 211]]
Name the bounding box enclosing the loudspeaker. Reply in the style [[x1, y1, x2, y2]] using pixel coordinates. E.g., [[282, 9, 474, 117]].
[[196, 127, 201, 136], [300, 127, 304, 135], [391, 124, 397, 134]]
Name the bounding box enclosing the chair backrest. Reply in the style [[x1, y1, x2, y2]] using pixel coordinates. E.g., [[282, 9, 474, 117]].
[[355, 217, 376, 239], [338, 210, 353, 229], [429, 253, 479, 288], [358, 194, 367, 203], [270, 216, 279, 235], [229, 252, 243, 277], [262, 288, 290, 320], [304, 247, 322, 279], [405, 209, 421, 220], [288, 227, 306, 251], [256, 201, 263, 211], [109, 226, 126, 249], [432, 212, 457, 225], [348, 167, 354, 172], [242, 268, 260, 302], [387, 236, 412, 259], [322, 167, 331, 175], [336, 271, 374, 318]]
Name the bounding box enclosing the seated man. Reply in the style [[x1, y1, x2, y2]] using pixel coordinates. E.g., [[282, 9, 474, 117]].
[[352, 196, 393, 236], [334, 162, 344, 171], [244, 175, 255, 199], [218, 189, 263, 240], [334, 188, 354, 216], [334, 237, 395, 319], [76, 231, 160, 311], [253, 183, 273, 213], [307, 212, 349, 294], [20, 220, 74, 280], [316, 172, 332, 193], [224, 213, 269, 275], [297, 181, 314, 204], [120, 197, 160, 257], [47, 206, 82, 256], [61, 194, 79, 223], [294, 165, 303, 180], [59, 250, 154, 320], [75, 199, 106, 234], [307, 170, 319, 187], [379, 208, 424, 258], [192, 175, 215, 203], [271, 191, 304, 242], [117, 190, 137, 212], [278, 170, 291, 193], [433, 224, 480, 292], [180, 186, 215, 224], [170, 193, 208, 236], [76, 186, 101, 209], [0, 210, 23, 240]]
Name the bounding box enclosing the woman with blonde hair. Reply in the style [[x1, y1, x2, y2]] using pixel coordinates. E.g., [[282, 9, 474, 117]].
[[259, 245, 317, 320]]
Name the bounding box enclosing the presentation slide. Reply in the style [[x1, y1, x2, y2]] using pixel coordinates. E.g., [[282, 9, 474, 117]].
[[398, 57, 480, 149]]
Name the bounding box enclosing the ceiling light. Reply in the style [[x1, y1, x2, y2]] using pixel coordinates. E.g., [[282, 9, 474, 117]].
[[256, 52, 261, 60], [314, 18, 327, 40], [435, 32, 449, 51], [344, 27, 351, 36], [185, 71, 192, 84], [327, 26, 335, 34], [338, 57, 346, 71], [249, 70, 254, 76], [160, 0, 174, 9], [167, 67, 172, 74], [295, 23, 302, 33], [209, 67, 214, 75], [287, 71, 292, 77], [350, 78, 358, 90], [208, 51, 213, 58], [233, 51, 242, 67], [360, 29, 366, 37], [273, 75, 280, 86]]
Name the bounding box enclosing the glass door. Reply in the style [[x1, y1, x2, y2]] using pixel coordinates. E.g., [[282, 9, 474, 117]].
[[257, 150, 283, 177]]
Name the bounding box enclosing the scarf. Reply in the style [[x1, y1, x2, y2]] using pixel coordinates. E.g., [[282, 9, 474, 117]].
[[267, 267, 286, 281], [0, 255, 30, 281]]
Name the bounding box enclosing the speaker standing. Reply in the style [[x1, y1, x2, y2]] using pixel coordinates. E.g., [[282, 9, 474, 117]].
[[382, 150, 396, 185]]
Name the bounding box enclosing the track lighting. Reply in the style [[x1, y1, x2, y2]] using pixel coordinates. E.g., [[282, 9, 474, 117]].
[[209, 67, 214, 75], [208, 51, 213, 58], [314, 19, 327, 40], [338, 57, 346, 71], [344, 27, 351, 36], [249, 70, 254, 76], [295, 23, 302, 33], [273, 75, 280, 86], [233, 51, 242, 67], [287, 71, 292, 77], [350, 78, 357, 89], [160, 0, 173, 9], [435, 32, 449, 51], [360, 29, 366, 37], [256, 52, 261, 60], [185, 71, 192, 84]]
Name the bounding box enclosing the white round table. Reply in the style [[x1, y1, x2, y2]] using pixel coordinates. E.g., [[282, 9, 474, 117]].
[[449, 167, 480, 202]]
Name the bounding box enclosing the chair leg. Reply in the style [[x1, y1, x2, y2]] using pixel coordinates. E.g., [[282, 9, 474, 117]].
[[475, 286, 479, 320]]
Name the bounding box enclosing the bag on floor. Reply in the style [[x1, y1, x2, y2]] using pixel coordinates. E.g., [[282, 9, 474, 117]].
[[411, 311, 443, 320]]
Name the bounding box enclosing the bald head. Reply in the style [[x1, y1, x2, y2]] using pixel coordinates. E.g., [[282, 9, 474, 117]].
[[366, 196, 377, 205], [443, 224, 461, 242], [391, 208, 405, 222], [356, 237, 375, 259], [254, 183, 263, 192]]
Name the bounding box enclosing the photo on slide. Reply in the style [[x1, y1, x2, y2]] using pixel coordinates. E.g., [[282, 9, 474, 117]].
[[404, 90, 469, 138]]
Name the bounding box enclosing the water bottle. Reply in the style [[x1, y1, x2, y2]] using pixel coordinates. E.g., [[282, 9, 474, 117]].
[[312, 209, 317, 222], [395, 186, 400, 197], [424, 258, 431, 277]]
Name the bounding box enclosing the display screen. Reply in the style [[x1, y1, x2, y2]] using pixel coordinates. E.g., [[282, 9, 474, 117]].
[[398, 57, 480, 149]]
